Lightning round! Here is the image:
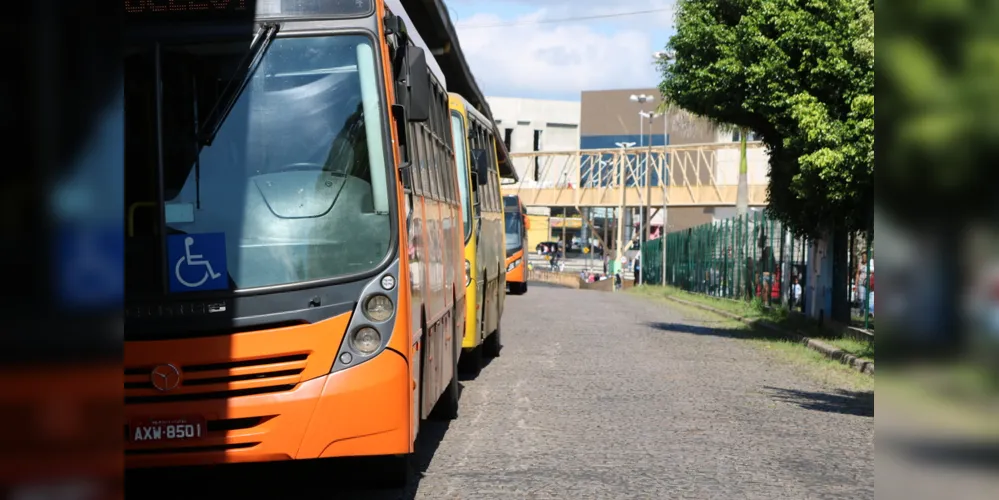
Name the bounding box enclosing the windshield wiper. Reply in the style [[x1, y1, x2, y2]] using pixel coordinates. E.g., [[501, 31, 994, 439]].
[[198, 23, 279, 147]]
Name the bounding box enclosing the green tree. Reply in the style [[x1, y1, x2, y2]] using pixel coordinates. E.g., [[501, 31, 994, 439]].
[[658, 0, 874, 237], [659, 0, 873, 321]]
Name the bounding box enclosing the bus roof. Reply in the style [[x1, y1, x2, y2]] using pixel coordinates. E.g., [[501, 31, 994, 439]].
[[399, 0, 518, 183], [450, 93, 519, 182], [503, 194, 523, 212]]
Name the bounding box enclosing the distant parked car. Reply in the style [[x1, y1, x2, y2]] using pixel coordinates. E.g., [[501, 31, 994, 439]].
[[536, 241, 561, 255]]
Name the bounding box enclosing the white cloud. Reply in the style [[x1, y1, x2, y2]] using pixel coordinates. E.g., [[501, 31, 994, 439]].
[[452, 2, 676, 100]]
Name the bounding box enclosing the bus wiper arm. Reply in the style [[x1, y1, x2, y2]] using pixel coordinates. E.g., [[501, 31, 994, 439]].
[[198, 23, 279, 147]]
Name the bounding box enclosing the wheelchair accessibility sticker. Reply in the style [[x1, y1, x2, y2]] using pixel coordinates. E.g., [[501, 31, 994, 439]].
[[167, 233, 228, 292]]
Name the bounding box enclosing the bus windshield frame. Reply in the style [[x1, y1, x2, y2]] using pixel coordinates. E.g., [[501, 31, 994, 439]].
[[450, 111, 473, 243], [504, 210, 524, 255], [124, 30, 398, 299]]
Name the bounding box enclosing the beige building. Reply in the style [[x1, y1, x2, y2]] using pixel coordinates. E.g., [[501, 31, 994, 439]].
[[579, 88, 769, 232], [486, 96, 581, 204]]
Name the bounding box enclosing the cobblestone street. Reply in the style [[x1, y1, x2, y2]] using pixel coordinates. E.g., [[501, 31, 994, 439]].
[[129, 283, 874, 499]]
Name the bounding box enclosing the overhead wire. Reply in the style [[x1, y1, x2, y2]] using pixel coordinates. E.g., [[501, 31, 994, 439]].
[[454, 7, 672, 29]]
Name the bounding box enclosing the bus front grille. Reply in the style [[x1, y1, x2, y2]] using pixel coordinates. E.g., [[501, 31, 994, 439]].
[[124, 354, 309, 404]]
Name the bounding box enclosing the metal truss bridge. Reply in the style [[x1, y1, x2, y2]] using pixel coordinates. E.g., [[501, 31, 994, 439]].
[[499, 142, 770, 209]]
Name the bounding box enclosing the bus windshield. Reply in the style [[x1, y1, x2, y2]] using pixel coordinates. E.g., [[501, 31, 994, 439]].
[[125, 34, 392, 294], [504, 211, 523, 254]]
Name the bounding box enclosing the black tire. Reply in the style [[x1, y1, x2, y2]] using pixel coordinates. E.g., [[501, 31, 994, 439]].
[[430, 315, 460, 420], [508, 282, 526, 295], [483, 324, 502, 358], [458, 345, 482, 376], [379, 453, 411, 489]]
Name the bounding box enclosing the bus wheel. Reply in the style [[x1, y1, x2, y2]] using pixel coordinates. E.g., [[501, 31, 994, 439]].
[[484, 324, 502, 358], [509, 282, 527, 295], [430, 315, 460, 420], [379, 453, 411, 489], [458, 345, 482, 376]]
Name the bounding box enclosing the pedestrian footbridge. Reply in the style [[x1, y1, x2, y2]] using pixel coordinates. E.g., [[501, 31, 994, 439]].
[[500, 143, 769, 209]]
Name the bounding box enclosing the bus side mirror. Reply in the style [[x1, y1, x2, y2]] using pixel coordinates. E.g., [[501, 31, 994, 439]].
[[405, 47, 430, 122], [470, 148, 489, 185]]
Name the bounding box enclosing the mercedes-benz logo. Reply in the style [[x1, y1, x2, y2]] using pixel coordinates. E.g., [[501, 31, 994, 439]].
[[150, 364, 182, 392]]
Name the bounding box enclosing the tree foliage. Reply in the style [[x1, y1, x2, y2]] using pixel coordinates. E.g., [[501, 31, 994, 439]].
[[877, 0, 999, 222], [659, 0, 874, 237]]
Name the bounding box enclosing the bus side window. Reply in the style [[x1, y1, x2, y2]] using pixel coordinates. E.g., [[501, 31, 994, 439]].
[[439, 93, 455, 204], [426, 127, 437, 200], [408, 122, 424, 196]]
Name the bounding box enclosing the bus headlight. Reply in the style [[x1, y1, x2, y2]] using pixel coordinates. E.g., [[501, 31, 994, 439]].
[[350, 327, 382, 355], [507, 258, 522, 272], [363, 294, 394, 322], [465, 260, 472, 287]]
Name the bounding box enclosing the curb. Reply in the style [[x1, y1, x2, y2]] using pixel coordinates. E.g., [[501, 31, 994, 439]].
[[662, 295, 875, 376]]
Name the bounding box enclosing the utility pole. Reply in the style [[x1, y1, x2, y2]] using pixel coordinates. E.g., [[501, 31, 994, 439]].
[[661, 114, 670, 286], [654, 50, 676, 286], [629, 94, 654, 285], [614, 142, 635, 290], [639, 110, 659, 281]]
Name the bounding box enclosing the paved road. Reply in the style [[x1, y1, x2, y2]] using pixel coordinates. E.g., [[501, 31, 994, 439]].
[[128, 282, 873, 499]]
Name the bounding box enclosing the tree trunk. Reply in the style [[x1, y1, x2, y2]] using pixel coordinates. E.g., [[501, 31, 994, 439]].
[[735, 127, 749, 216]]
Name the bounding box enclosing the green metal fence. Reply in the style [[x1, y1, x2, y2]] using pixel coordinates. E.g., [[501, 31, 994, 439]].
[[641, 211, 807, 308], [641, 211, 874, 330]]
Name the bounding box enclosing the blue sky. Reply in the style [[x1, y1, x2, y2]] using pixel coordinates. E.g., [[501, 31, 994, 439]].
[[446, 0, 677, 102]]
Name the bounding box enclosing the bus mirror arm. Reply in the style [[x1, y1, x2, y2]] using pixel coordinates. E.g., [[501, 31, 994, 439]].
[[392, 104, 408, 152], [391, 104, 413, 190]]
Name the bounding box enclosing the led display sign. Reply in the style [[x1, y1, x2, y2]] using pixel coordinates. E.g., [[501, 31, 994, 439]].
[[124, 0, 373, 22]]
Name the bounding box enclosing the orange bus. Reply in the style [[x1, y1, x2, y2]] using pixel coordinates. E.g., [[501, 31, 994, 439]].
[[503, 194, 529, 295], [124, 0, 465, 485]]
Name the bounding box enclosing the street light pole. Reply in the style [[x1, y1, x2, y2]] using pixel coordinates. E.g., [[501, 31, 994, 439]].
[[613, 142, 635, 291], [629, 94, 654, 285], [640, 111, 658, 247], [654, 50, 676, 286]]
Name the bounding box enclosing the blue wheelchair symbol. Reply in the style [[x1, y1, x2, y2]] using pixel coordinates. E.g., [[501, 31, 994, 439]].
[[167, 233, 228, 292]]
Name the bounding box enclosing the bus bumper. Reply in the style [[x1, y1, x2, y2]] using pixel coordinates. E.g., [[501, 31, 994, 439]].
[[125, 351, 410, 469]]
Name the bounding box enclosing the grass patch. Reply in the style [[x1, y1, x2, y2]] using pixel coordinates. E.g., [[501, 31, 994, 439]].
[[747, 338, 874, 392], [630, 284, 876, 391], [630, 284, 874, 362], [850, 315, 874, 331]]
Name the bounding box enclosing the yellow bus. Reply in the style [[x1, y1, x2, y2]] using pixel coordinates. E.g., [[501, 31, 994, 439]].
[[125, 0, 467, 486], [503, 194, 529, 295], [449, 94, 506, 374]]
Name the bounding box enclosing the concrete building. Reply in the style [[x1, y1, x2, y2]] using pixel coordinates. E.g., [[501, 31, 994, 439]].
[[486, 96, 580, 200], [489, 90, 769, 251], [579, 88, 769, 233]]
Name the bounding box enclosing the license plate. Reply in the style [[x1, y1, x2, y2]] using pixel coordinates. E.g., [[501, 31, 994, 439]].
[[129, 415, 206, 443]]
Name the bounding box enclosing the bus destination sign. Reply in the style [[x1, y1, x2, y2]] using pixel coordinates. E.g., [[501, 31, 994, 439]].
[[124, 0, 373, 20], [124, 0, 249, 15]]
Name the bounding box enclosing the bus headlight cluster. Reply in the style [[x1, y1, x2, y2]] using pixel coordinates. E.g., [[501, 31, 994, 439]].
[[380, 274, 396, 290], [507, 258, 522, 272], [465, 260, 472, 287], [363, 294, 394, 322], [331, 263, 400, 374], [350, 327, 381, 355]]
